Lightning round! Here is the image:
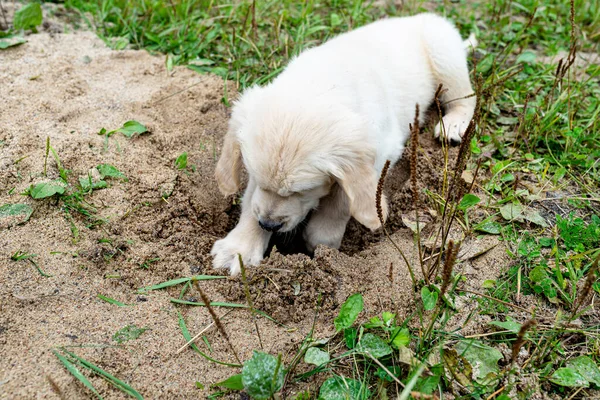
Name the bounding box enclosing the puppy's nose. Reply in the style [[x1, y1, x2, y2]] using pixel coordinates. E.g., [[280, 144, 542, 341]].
[[258, 219, 283, 232]]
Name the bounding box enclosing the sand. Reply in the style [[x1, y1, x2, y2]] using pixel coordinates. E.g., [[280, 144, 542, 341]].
[[0, 29, 507, 399]]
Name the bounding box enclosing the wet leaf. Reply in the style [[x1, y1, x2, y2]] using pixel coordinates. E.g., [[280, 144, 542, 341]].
[[0, 35, 27, 49], [318, 376, 370, 400], [334, 293, 363, 332], [242, 351, 285, 400], [0, 203, 33, 226], [488, 318, 521, 334], [567, 356, 600, 386], [500, 203, 523, 221], [304, 347, 330, 366], [474, 220, 502, 234], [356, 333, 392, 358], [455, 340, 502, 383], [549, 367, 589, 388], [523, 208, 548, 227]]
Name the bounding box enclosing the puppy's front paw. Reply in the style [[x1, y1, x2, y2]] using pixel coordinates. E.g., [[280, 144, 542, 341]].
[[434, 113, 472, 145], [210, 234, 265, 275]]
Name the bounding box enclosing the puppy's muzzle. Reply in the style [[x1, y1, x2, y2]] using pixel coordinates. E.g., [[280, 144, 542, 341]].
[[258, 219, 284, 232]]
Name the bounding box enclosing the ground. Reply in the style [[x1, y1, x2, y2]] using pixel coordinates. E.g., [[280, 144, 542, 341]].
[[1, 1, 599, 399]]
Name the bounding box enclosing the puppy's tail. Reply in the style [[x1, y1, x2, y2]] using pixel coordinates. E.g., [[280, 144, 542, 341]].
[[463, 33, 478, 50]]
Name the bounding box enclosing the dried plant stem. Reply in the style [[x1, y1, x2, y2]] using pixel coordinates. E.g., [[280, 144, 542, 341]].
[[511, 319, 537, 366], [239, 254, 263, 350], [193, 282, 242, 364], [376, 160, 417, 289], [410, 104, 426, 283], [570, 254, 599, 319]]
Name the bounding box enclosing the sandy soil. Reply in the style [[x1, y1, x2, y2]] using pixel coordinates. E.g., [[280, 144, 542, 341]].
[[0, 29, 508, 399]]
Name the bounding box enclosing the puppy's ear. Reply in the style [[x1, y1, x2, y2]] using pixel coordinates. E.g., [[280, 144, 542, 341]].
[[334, 155, 388, 231], [214, 85, 263, 196], [215, 127, 242, 196]]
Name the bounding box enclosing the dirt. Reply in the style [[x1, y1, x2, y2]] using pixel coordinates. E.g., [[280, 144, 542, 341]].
[[0, 28, 509, 400]]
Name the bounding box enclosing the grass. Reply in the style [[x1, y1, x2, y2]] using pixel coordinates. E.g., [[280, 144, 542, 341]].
[[4, 0, 600, 398]]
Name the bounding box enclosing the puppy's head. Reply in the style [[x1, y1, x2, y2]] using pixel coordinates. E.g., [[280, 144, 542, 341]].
[[215, 86, 387, 233]]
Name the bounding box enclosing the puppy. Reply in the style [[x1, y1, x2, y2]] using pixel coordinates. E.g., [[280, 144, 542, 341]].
[[211, 13, 476, 275]]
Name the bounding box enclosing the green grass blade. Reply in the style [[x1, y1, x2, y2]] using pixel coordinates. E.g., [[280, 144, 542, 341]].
[[53, 349, 103, 400], [137, 275, 225, 293], [61, 348, 144, 399], [170, 298, 248, 308], [97, 294, 128, 306], [176, 311, 242, 368]]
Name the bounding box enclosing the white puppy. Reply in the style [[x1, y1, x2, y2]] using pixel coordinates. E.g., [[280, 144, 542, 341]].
[[211, 13, 476, 275]]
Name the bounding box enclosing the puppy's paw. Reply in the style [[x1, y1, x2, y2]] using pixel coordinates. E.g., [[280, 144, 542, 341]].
[[434, 113, 472, 145], [210, 235, 264, 275]]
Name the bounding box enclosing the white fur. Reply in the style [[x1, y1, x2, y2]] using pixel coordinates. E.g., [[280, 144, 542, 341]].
[[211, 13, 476, 275]]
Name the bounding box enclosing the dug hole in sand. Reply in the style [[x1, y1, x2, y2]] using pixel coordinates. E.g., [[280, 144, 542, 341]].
[[0, 30, 506, 398]]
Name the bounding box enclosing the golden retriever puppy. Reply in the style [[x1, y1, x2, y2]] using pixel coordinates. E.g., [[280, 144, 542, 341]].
[[211, 13, 476, 275]]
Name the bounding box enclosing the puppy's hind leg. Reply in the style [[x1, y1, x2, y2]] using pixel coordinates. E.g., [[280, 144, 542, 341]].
[[422, 15, 477, 144], [303, 184, 351, 253]]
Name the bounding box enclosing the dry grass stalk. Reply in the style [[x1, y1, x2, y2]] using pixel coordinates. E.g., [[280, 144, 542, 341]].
[[410, 104, 426, 282], [193, 281, 242, 364], [376, 160, 417, 289], [376, 160, 391, 224], [571, 254, 599, 317], [440, 240, 460, 298], [388, 262, 394, 284], [239, 255, 263, 350], [46, 376, 65, 400], [511, 319, 537, 366]]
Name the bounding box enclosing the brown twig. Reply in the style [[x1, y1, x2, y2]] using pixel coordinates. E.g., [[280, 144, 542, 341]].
[[194, 282, 242, 364]]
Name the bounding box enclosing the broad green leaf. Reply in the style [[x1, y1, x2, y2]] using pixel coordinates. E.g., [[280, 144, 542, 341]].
[[390, 327, 410, 349], [549, 367, 589, 388], [110, 121, 148, 138], [242, 351, 285, 400], [356, 333, 392, 358], [112, 325, 147, 344], [499, 203, 523, 221], [381, 312, 395, 326], [421, 287, 437, 311], [344, 328, 358, 349], [79, 177, 107, 191], [488, 318, 521, 334], [14, 3, 43, 31], [0, 203, 33, 226], [567, 356, 600, 386], [0, 35, 27, 49], [517, 51, 537, 64], [97, 164, 126, 179], [213, 374, 244, 390], [304, 347, 330, 366], [523, 208, 548, 227], [334, 293, 363, 332], [455, 341, 502, 383], [474, 220, 502, 234], [458, 194, 481, 211], [29, 180, 66, 199], [318, 376, 370, 400], [175, 153, 188, 170], [375, 365, 402, 382]]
